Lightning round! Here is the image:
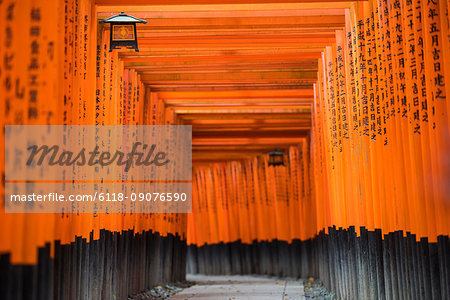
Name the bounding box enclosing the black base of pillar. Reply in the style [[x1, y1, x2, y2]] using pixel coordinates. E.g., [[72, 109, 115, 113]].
[[0, 229, 187, 300], [187, 227, 450, 300]]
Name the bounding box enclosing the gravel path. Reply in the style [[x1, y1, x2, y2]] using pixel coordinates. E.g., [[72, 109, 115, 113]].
[[161, 275, 334, 300]]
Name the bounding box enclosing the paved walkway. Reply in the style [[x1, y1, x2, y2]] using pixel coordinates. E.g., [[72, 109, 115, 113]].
[[168, 274, 306, 300]]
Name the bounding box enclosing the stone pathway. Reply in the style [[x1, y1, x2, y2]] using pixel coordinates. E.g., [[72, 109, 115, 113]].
[[168, 274, 306, 300]]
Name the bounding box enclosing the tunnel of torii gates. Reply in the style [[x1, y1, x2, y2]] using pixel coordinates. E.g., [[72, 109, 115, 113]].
[[0, 0, 449, 299]]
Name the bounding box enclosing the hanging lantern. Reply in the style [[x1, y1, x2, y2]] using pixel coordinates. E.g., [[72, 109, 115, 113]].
[[99, 12, 147, 52], [268, 148, 285, 166]]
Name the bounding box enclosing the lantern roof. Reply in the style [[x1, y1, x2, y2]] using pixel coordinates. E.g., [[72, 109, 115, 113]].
[[268, 149, 284, 156], [99, 12, 147, 24]]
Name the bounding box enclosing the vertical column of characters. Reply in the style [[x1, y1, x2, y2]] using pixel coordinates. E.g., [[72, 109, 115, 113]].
[[244, 160, 256, 244], [385, 0, 408, 233], [401, 0, 430, 239], [311, 83, 322, 235], [86, 3, 101, 241], [73, 0, 87, 242], [241, 161, 249, 245], [206, 166, 215, 245], [95, 28, 107, 125], [79, 0, 94, 124], [191, 170, 200, 245], [199, 168, 210, 245], [298, 143, 308, 240], [256, 156, 267, 242], [323, 47, 335, 229], [122, 68, 129, 125], [213, 164, 227, 244], [312, 67, 326, 234], [55, 0, 72, 247], [120, 68, 131, 233], [31, 0, 61, 262], [221, 164, 232, 244], [242, 161, 252, 244], [156, 93, 169, 238], [344, 5, 363, 234], [0, 0, 14, 258], [343, 8, 360, 232], [87, 0, 96, 124], [143, 89, 155, 235], [190, 169, 200, 246], [162, 95, 174, 238], [286, 147, 295, 242], [376, 0, 399, 233], [250, 159, 259, 244], [131, 71, 139, 234], [214, 164, 223, 245], [71, 0, 86, 246], [175, 109, 189, 240], [263, 152, 278, 240], [146, 90, 158, 236], [296, 143, 306, 240], [165, 106, 176, 234], [422, 0, 449, 238], [287, 146, 300, 241], [135, 83, 144, 236], [324, 45, 342, 229], [204, 166, 217, 245], [350, 3, 368, 234], [276, 155, 290, 242], [130, 70, 137, 124], [137, 78, 144, 125], [262, 155, 276, 241], [186, 193, 196, 246], [251, 157, 264, 243], [365, 1, 383, 231], [129, 69, 136, 125], [71, 0, 79, 124], [336, 30, 352, 231], [315, 54, 330, 233], [412, 0, 438, 240], [332, 38, 348, 230], [357, 2, 376, 232], [335, 30, 349, 231], [372, 0, 392, 234], [0, 0, 7, 256], [394, 0, 419, 236], [109, 48, 119, 125], [311, 84, 319, 236], [107, 31, 119, 234], [225, 162, 239, 242], [232, 161, 245, 244], [303, 140, 315, 239], [8, 0, 30, 265], [203, 167, 212, 245], [286, 147, 295, 243], [117, 59, 124, 126], [441, 1, 450, 140]]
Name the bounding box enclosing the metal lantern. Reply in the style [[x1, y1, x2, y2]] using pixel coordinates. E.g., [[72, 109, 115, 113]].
[[99, 12, 147, 52], [268, 149, 285, 166]]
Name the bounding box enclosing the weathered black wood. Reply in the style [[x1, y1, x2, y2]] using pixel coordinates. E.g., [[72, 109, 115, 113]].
[[374, 229, 384, 300], [437, 235, 449, 300], [0, 253, 12, 300], [186, 228, 449, 300], [2, 227, 449, 299], [367, 230, 378, 300], [389, 232, 399, 300], [429, 242, 442, 300]]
